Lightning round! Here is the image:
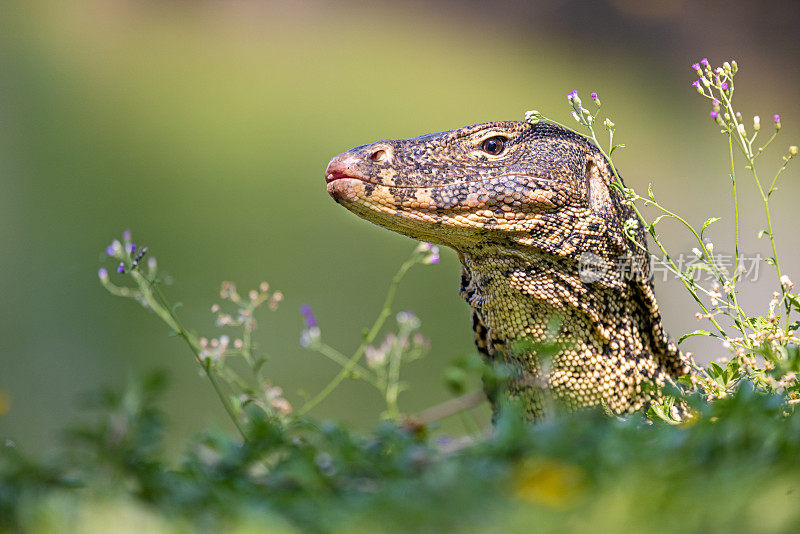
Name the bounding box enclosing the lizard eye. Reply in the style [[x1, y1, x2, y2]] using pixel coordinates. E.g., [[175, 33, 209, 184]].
[[481, 136, 507, 156]]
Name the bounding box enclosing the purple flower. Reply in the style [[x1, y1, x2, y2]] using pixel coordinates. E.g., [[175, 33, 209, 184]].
[[774, 114, 781, 123], [700, 58, 709, 67], [692, 80, 700, 88], [300, 304, 317, 328], [567, 90, 578, 101], [710, 110, 719, 119], [98, 268, 109, 282], [590, 92, 598, 99], [123, 229, 132, 242], [127, 243, 136, 254], [117, 262, 125, 274], [720, 82, 728, 90], [106, 243, 115, 256], [436, 437, 453, 447], [691, 62, 700, 71]]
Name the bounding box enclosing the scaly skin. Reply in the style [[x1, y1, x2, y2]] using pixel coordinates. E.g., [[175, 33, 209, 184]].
[[325, 120, 691, 419]]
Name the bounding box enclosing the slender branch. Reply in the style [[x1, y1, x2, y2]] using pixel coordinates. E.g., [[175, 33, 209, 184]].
[[133, 271, 247, 439], [297, 256, 418, 416]]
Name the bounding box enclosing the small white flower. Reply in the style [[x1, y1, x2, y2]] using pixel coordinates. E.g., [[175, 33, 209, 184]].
[[365, 345, 387, 368], [299, 326, 321, 347]]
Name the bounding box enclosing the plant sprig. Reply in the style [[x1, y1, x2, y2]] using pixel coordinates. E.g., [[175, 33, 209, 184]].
[[527, 59, 799, 405]]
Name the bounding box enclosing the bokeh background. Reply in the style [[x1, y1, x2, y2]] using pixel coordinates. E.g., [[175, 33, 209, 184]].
[[1, 0, 798, 454]]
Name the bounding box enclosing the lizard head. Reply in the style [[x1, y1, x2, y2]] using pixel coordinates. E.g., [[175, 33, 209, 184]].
[[326, 121, 691, 405], [325, 120, 630, 259]]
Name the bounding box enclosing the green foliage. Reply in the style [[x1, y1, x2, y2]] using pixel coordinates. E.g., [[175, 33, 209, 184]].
[[3, 376, 800, 533]]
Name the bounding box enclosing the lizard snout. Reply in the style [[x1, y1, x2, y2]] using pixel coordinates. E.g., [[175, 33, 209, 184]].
[[325, 153, 367, 183]]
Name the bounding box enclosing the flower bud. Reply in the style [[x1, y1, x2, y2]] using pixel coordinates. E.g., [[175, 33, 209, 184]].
[[790, 146, 798, 156], [524, 110, 543, 124], [731, 60, 738, 73], [737, 123, 746, 137], [753, 115, 760, 132], [566, 90, 580, 106]]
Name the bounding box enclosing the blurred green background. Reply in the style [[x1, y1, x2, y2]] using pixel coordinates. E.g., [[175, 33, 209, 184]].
[[1, 0, 798, 454]]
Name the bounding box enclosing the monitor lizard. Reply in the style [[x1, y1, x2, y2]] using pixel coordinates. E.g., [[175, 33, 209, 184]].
[[325, 120, 692, 419]]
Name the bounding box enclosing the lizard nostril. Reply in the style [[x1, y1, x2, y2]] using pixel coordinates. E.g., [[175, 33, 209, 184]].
[[369, 148, 390, 163]]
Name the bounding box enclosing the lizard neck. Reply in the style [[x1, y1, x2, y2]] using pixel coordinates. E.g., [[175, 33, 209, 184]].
[[458, 246, 671, 413], [459, 246, 613, 344]]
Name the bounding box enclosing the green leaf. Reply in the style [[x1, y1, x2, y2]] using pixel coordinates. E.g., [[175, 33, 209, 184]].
[[648, 184, 656, 201], [701, 217, 721, 236], [678, 330, 716, 344], [651, 214, 668, 226], [647, 215, 669, 236], [758, 230, 769, 239]]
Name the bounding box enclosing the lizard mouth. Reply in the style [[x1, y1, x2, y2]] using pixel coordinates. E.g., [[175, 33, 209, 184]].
[[326, 170, 366, 183]]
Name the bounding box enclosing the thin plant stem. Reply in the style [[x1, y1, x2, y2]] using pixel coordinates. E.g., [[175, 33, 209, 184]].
[[297, 256, 418, 416], [729, 134, 740, 275], [132, 271, 247, 440]]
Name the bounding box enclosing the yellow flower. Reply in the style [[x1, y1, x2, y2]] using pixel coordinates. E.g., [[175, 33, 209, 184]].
[[512, 457, 588, 509]]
